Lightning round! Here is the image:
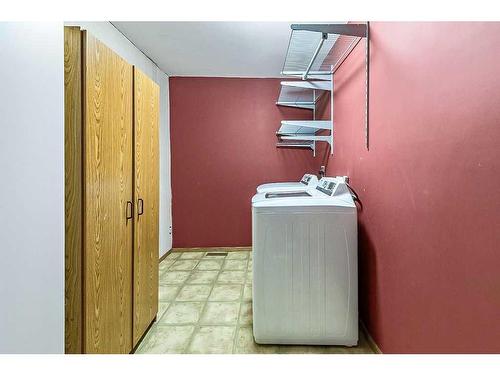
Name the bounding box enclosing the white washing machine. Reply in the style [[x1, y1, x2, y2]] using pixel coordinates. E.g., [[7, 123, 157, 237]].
[[251, 177, 358, 346], [256, 173, 318, 194]]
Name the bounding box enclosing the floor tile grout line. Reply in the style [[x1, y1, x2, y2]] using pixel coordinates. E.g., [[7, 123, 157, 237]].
[[138, 253, 186, 352], [173, 252, 215, 353], [158, 253, 209, 329], [186, 252, 248, 353], [233, 255, 250, 353], [183, 252, 227, 353]]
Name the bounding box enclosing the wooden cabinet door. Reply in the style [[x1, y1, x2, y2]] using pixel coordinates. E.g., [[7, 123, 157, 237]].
[[83, 31, 134, 354], [133, 68, 160, 345], [64, 26, 83, 354]]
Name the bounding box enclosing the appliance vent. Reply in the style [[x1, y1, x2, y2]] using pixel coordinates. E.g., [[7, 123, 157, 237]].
[[205, 252, 228, 257]]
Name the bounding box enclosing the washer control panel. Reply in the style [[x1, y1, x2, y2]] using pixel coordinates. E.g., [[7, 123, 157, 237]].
[[300, 174, 313, 185], [316, 177, 340, 196], [300, 174, 318, 186]]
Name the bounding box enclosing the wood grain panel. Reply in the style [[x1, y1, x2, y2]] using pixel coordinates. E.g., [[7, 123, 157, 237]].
[[83, 31, 134, 354], [64, 26, 83, 354], [133, 67, 160, 346]]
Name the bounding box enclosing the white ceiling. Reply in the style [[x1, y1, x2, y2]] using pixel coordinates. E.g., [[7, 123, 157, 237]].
[[112, 22, 294, 77]]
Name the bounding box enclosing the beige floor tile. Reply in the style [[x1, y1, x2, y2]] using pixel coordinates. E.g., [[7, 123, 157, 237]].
[[322, 345, 372, 354], [187, 326, 236, 354], [170, 259, 199, 271], [186, 271, 219, 284], [276, 342, 370, 354], [196, 259, 223, 271], [247, 259, 252, 270], [242, 284, 252, 301], [159, 302, 204, 325], [136, 325, 195, 354], [157, 302, 170, 320], [176, 284, 212, 302], [223, 260, 247, 271], [166, 252, 181, 259], [159, 259, 175, 272], [209, 284, 242, 302], [277, 345, 330, 354], [226, 252, 249, 260], [159, 285, 180, 301], [234, 326, 278, 354], [179, 252, 205, 259], [239, 302, 252, 325], [200, 302, 240, 325], [159, 270, 191, 285], [203, 247, 223, 252], [217, 271, 246, 284]]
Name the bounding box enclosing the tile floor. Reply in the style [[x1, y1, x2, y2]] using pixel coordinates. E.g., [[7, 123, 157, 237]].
[[136, 250, 375, 354]]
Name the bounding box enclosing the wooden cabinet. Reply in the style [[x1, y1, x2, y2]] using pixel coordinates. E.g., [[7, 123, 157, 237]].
[[83, 30, 134, 354], [133, 67, 160, 346], [64, 26, 83, 355], [64, 27, 159, 354]]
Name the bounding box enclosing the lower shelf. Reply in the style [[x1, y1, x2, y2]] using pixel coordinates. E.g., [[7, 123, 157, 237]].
[[276, 141, 314, 149], [276, 140, 316, 156]]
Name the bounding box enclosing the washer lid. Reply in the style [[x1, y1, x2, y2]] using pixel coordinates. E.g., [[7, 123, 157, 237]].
[[264, 191, 313, 199], [257, 181, 306, 193], [256, 173, 319, 193]]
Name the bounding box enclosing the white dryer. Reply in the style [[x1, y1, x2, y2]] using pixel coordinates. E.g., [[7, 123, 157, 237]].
[[251, 177, 358, 346], [256, 173, 318, 194]]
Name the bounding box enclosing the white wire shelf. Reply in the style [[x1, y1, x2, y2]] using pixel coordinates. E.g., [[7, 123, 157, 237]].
[[276, 83, 318, 110], [280, 135, 332, 144], [281, 23, 367, 80], [276, 81, 331, 110], [276, 77, 333, 156], [276, 23, 368, 156], [276, 140, 314, 149], [276, 101, 316, 110], [276, 140, 316, 155], [277, 120, 331, 135], [281, 80, 331, 91]]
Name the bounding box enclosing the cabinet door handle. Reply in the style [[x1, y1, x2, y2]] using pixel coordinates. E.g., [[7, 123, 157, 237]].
[[126, 201, 133, 223], [138, 198, 144, 217]]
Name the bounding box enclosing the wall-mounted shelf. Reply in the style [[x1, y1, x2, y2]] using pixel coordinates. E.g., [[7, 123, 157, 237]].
[[276, 140, 315, 153], [281, 23, 366, 81], [275, 23, 369, 156], [280, 135, 332, 143], [281, 80, 332, 91], [276, 84, 316, 110], [277, 120, 331, 135], [276, 80, 331, 110], [276, 73, 334, 156], [276, 119, 332, 157]]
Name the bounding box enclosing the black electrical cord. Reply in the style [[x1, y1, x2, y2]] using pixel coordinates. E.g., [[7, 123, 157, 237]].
[[345, 182, 363, 210]]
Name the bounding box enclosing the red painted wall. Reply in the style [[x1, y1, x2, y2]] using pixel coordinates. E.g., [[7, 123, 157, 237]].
[[169, 77, 317, 248], [316, 22, 500, 353]]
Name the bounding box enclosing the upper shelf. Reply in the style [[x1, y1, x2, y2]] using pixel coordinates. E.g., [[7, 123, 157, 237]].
[[281, 23, 368, 80]]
